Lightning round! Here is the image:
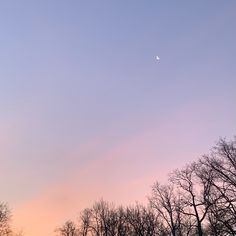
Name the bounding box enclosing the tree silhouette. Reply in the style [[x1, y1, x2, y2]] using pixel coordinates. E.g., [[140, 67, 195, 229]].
[[0, 203, 12, 236], [55, 220, 78, 236], [201, 138, 236, 235], [55, 137, 236, 236]]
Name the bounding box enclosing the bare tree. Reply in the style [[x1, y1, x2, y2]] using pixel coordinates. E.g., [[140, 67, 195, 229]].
[[125, 203, 158, 236], [201, 138, 236, 235], [149, 182, 194, 236], [170, 162, 215, 236], [78, 208, 93, 236], [0, 203, 12, 236], [149, 182, 179, 236], [55, 220, 78, 236], [78, 200, 123, 236]]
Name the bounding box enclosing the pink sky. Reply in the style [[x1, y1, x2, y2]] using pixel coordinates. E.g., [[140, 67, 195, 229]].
[[11, 99, 236, 236], [1, 1, 235, 236]]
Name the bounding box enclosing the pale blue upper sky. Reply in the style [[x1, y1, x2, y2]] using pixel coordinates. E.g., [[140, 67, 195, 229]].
[[0, 0, 236, 218]]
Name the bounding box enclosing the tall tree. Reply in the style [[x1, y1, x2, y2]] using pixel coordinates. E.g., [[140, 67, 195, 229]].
[[170, 162, 215, 236], [149, 182, 185, 236], [201, 138, 236, 235]]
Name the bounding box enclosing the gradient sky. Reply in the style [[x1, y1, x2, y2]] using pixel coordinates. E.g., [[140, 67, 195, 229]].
[[0, 1, 236, 235]]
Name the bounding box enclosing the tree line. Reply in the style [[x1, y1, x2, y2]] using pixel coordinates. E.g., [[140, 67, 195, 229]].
[[55, 138, 236, 236], [1, 137, 236, 236]]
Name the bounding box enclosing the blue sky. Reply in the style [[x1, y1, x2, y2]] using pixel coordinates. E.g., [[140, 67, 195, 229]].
[[0, 1, 235, 235]]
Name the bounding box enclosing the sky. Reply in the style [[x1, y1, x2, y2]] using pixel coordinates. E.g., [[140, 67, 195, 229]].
[[0, 1, 236, 235]]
